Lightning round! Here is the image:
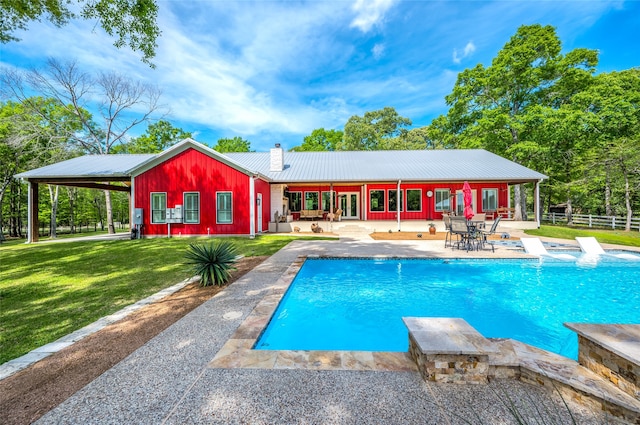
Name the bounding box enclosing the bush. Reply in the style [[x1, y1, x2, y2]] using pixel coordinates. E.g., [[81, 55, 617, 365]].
[[185, 240, 239, 286]]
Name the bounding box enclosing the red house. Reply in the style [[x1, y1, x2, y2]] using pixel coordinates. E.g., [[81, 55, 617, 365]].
[[16, 138, 547, 242]]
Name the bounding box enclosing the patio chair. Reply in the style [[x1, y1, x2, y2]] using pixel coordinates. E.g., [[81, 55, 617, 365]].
[[449, 218, 478, 251], [479, 216, 501, 252], [443, 214, 452, 247]]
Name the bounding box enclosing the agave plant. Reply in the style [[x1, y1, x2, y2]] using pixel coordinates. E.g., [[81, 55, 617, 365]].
[[185, 240, 239, 286]]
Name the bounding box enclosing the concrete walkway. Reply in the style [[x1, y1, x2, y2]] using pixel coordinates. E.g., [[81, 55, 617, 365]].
[[29, 238, 612, 424]]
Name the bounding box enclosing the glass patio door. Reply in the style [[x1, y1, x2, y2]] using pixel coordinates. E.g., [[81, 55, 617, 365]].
[[455, 190, 477, 216], [339, 192, 359, 219]]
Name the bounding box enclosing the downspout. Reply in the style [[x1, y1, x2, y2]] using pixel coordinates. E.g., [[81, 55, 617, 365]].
[[249, 176, 256, 239], [397, 180, 401, 232]]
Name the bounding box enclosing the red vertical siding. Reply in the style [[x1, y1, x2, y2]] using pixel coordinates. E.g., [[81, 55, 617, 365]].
[[365, 182, 510, 220], [134, 148, 252, 236]]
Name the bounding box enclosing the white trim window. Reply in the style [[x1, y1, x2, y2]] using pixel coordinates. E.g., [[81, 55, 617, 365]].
[[482, 188, 498, 212], [289, 191, 302, 212], [434, 189, 450, 212], [305, 191, 319, 210], [406, 189, 421, 212], [151, 192, 166, 224], [184, 192, 200, 224], [216, 192, 233, 224], [388, 189, 403, 212], [370, 190, 385, 212]]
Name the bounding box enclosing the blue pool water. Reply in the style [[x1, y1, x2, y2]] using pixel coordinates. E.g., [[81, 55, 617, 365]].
[[255, 257, 640, 359]]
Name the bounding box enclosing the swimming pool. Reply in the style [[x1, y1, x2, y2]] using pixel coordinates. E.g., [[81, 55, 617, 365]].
[[255, 257, 640, 359]]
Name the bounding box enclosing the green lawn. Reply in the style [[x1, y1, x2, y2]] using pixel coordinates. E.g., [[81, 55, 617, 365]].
[[0, 235, 322, 364], [525, 225, 640, 247]]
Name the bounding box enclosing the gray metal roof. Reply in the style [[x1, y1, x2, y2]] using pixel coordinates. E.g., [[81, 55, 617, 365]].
[[15, 141, 546, 184], [15, 154, 155, 179], [226, 149, 547, 183]]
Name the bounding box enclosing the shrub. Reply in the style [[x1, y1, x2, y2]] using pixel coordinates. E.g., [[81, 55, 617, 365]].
[[185, 240, 239, 286]]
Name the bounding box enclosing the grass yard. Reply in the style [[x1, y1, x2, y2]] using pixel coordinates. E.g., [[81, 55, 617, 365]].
[[525, 225, 640, 247], [0, 235, 321, 364]]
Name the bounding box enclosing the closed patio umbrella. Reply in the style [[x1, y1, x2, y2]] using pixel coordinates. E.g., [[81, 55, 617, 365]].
[[463, 181, 474, 220]]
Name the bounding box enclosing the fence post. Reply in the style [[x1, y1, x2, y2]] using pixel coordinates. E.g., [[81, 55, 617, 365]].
[[612, 216, 615, 230], [588, 215, 592, 228], [552, 212, 556, 224]]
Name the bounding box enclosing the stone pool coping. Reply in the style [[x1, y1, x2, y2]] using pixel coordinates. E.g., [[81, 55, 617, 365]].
[[209, 253, 640, 422]]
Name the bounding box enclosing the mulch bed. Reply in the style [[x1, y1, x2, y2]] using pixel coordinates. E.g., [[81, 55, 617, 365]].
[[0, 256, 267, 425]]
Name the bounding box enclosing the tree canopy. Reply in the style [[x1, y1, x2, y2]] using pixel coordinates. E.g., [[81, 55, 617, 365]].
[[213, 136, 252, 153], [114, 120, 191, 154], [0, 0, 160, 66], [340, 107, 411, 150], [290, 128, 343, 152]]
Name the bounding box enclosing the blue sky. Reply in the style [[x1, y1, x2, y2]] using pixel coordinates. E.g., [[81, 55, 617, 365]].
[[2, 0, 639, 152]]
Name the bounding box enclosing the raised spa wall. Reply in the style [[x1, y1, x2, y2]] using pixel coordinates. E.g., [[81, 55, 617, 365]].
[[405, 318, 640, 423]]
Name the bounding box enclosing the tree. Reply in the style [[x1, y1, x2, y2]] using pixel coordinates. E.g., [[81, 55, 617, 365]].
[[574, 69, 640, 230], [213, 136, 252, 153], [434, 24, 598, 220], [340, 107, 411, 150], [1, 0, 160, 66], [2, 59, 164, 234], [290, 128, 343, 152], [114, 120, 191, 154], [0, 98, 83, 240]]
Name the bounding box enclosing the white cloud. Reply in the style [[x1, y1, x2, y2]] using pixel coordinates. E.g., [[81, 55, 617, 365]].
[[350, 0, 398, 33], [452, 41, 476, 64], [372, 43, 385, 60]]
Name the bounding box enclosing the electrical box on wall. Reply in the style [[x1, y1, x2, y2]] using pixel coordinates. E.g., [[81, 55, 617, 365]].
[[166, 205, 183, 223], [133, 208, 143, 225]]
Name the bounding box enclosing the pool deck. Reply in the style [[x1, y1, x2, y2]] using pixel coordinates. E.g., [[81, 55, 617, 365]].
[[11, 237, 640, 424]]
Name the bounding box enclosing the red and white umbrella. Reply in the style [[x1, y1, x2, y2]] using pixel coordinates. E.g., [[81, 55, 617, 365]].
[[463, 181, 474, 220]]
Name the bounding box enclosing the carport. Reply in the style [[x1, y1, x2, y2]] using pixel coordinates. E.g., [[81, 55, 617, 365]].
[[15, 154, 154, 243]]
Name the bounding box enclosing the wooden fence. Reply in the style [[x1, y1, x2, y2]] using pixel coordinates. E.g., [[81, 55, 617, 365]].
[[541, 213, 640, 231]]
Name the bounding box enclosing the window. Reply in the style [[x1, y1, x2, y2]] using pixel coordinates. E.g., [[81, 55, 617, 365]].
[[388, 190, 403, 212], [216, 192, 232, 224], [407, 189, 421, 212], [370, 190, 385, 212], [184, 192, 199, 224], [482, 189, 498, 211], [151, 193, 166, 223], [305, 191, 319, 210], [321, 191, 336, 212], [435, 189, 450, 212], [288, 192, 302, 212]]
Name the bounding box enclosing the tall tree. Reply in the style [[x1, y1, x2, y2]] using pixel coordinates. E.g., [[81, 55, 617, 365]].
[[213, 136, 252, 153], [1, 0, 160, 66], [2, 59, 164, 234], [290, 128, 343, 152], [434, 24, 598, 220], [0, 98, 83, 240], [114, 120, 191, 153], [575, 69, 640, 230], [340, 107, 411, 150]]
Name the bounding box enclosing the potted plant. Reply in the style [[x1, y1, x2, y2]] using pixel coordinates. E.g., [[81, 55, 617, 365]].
[[429, 223, 436, 235]]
